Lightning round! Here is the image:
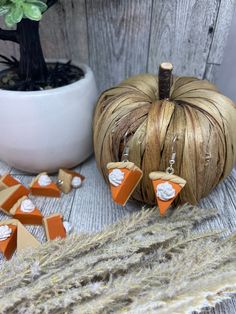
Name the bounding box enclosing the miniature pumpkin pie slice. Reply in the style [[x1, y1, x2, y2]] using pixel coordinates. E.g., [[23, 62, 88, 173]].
[[43, 214, 66, 241], [0, 173, 30, 194], [0, 224, 17, 260], [107, 162, 143, 206], [58, 168, 85, 194], [149, 172, 186, 216], [0, 184, 30, 215], [30, 172, 61, 197], [0, 219, 40, 260], [9, 196, 43, 225]]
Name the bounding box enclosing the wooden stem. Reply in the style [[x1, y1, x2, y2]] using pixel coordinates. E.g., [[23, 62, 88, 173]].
[[46, 0, 58, 10], [0, 28, 19, 43], [158, 62, 173, 100], [17, 19, 48, 81]]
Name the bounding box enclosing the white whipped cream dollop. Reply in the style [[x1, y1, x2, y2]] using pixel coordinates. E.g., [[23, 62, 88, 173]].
[[108, 169, 125, 187], [63, 221, 73, 234], [0, 225, 12, 241], [71, 176, 82, 188], [20, 199, 35, 213], [38, 174, 52, 187], [156, 182, 176, 201]]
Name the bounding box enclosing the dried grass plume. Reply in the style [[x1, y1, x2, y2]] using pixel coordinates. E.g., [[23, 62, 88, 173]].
[[0, 204, 235, 313]]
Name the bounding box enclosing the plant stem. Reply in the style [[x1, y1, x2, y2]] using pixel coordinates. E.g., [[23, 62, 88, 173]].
[[158, 62, 173, 100], [0, 28, 18, 43], [47, 0, 58, 9], [17, 19, 48, 81]]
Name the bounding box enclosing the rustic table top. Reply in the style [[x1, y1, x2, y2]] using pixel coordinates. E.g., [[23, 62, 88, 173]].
[[0, 156, 235, 313]]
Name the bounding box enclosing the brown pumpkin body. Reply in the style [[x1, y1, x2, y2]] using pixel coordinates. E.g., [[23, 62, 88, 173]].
[[93, 72, 236, 205]]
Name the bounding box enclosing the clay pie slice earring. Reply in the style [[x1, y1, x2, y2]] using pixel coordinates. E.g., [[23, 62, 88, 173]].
[[107, 132, 143, 206], [149, 136, 186, 216], [57, 169, 85, 194]]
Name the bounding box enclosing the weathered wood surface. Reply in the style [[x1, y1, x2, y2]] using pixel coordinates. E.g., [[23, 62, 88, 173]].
[[0, 0, 235, 92], [148, 0, 219, 78], [0, 157, 235, 313], [0, 0, 235, 312], [86, 0, 153, 92]]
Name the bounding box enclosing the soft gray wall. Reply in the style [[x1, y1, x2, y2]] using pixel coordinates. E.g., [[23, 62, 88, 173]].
[[215, 6, 236, 102], [0, 0, 234, 93]]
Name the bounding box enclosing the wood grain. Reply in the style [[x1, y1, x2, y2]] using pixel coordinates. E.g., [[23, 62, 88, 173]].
[[40, 0, 88, 64], [204, 63, 220, 83], [0, 161, 11, 176], [207, 0, 235, 65], [0, 157, 235, 312], [0, 0, 234, 88], [0, 21, 19, 71], [148, 0, 220, 78], [0, 0, 88, 70], [70, 158, 136, 233], [86, 0, 153, 92], [0, 1, 235, 311]]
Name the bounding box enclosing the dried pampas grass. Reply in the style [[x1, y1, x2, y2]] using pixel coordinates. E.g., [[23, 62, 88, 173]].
[[93, 63, 236, 205], [0, 204, 235, 313]]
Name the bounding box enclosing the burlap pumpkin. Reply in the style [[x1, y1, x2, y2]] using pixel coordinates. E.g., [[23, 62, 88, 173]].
[[93, 63, 236, 205]]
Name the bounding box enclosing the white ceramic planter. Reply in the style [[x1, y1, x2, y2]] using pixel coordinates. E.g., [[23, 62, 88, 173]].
[[0, 63, 98, 173]]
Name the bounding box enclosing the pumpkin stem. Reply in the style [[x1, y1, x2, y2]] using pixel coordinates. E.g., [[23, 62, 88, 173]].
[[158, 62, 173, 100]]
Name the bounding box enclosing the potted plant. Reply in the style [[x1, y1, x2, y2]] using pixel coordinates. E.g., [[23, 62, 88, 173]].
[[0, 0, 97, 173]]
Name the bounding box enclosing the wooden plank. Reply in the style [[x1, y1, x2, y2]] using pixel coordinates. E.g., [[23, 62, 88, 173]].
[[0, 174, 75, 243], [0, 161, 11, 176], [204, 63, 220, 83], [0, 158, 236, 312], [207, 0, 235, 64], [0, 21, 19, 71], [86, 0, 153, 92], [40, 0, 89, 64], [0, 0, 88, 69], [70, 157, 136, 233], [199, 169, 236, 236], [148, 0, 220, 78], [198, 296, 236, 314]]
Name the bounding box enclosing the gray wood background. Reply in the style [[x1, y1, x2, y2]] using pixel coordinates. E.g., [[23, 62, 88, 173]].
[[0, 0, 235, 313], [0, 0, 235, 92]]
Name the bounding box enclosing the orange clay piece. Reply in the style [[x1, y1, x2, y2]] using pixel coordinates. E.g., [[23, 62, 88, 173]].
[[10, 197, 43, 225], [0, 174, 30, 194], [2, 174, 21, 186], [108, 164, 143, 206], [13, 207, 43, 225], [152, 179, 183, 215], [0, 185, 30, 214], [43, 214, 66, 241], [61, 168, 85, 181], [0, 224, 17, 260], [58, 169, 85, 194], [30, 173, 61, 198]]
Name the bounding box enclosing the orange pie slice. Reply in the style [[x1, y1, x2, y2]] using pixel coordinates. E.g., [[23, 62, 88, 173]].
[[107, 162, 143, 206], [10, 196, 43, 225], [0, 184, 30, 215], [0, 173, 30, 194], [58, 168, 85, 194], [0, 224, 17, 260], [43, 214, 66, 241], [149, 172, 186, 216], [0, 219, 40, 260], [29, 172, 61, 197]]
